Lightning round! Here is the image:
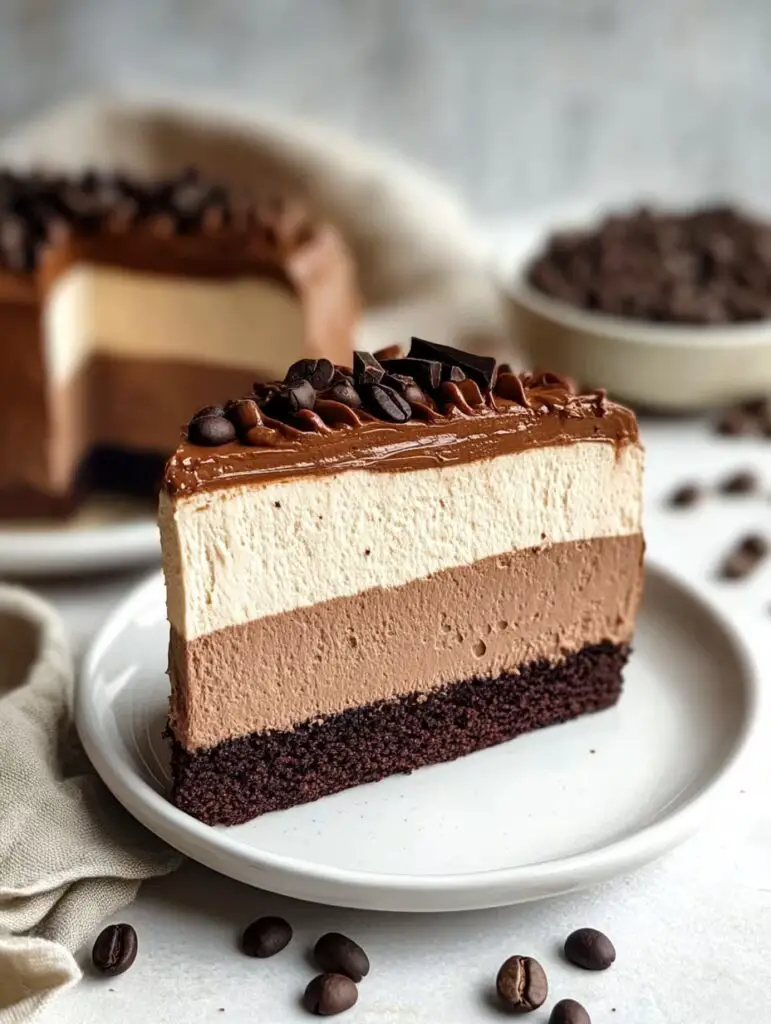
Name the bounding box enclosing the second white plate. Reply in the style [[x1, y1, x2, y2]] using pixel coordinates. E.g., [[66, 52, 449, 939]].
[[77, 562, 758, 912]]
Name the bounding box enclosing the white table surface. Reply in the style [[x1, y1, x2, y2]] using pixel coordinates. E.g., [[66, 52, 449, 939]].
[[34, 415, 771, 1023]]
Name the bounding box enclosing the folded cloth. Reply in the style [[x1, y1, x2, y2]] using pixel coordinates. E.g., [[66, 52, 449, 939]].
[[0, 586, 181, 1023]]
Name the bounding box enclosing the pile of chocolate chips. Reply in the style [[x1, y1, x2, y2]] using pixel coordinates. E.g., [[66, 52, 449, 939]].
[[186, 338, 499, 446], [0, 168, 239, 272], [528, 204, 771, 324]]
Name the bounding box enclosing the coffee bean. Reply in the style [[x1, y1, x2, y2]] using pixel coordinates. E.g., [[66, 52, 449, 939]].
[[191, 405, 225, 421], [314, 932, 369, 982], [361, 382, 411, 423], [241, 916, 292, 958], [719, 533, 768, 579], [549, 998, 591, 1024], [92, 923, 138, 977], [667, 482, 703, 508], [496, 955, 548, 1012], [564, 928, 616, 971], [303, 973, 358, 1016], [188, 414, 237, 447], [327, 381, 362, 408], [738, 533, 769, 559], [718, 469, 760, 495], [285, 358, 335, 391]]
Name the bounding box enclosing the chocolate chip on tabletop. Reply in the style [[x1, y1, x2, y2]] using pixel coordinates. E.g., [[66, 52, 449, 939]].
[[241, 916, 293, 958], [314, 932, 370, 982], [303, 973, 358, 1016], [353, 350, 385, 385], [495, 955, 548, 1012], [549, 998, 592, 1024], [715, 407, 757, 437], [92, 923, 138, 977], [564, 928, 616, 971]]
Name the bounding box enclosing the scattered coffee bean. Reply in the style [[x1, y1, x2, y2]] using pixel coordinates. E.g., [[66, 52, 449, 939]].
[[241, 916, 293, 958], [361, 382, 412, 422], [303, 973, 358, 1016], [188, 414, 237, 447], [496, 955, 548, 1012], [667, 482, 703, 508], [718, 469, 760, 495], [549, 998, 591, 1024], [719, 533, 769, 579], [314, 932, 370, 982], [92, 923, 138, 977], [353, 350, 385, 385], [564, 928, 616, 971]]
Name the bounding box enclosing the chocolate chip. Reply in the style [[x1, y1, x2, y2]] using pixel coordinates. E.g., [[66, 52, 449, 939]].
[[188, 414, 237, 446], [564, 928, 616, 971], [361, 382, 411, 422], [380, 357, 442, 391], [496, 955, 548, 1012], [549, 998, 592, 1024], [285, 358, 335, 391], [738, 533, 769, 559], [716, 409, 756, 437], [327, 381, 362, 408], [353, 350, 385, 385], [408, 337, 497, 390], [718, 469, 760, 495], [92, 923, 138, 977], [314, 932, 370, 983], [303, 974, 358, 1016], [264, 380, 317, 417], [225, 398, 261, 433], [667, 483, 703, 508], [241, 916, 292, 958]]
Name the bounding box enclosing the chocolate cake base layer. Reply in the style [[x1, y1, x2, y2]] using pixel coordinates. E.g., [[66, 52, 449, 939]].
[[169, 641, 629, 826]]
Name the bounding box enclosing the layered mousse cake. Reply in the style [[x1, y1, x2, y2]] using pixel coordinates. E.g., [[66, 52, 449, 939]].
[[0, 169, 357, 517], [160, 339, 644, 826]]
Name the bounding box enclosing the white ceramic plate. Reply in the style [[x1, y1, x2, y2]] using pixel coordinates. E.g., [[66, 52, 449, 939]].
[[77, 561, 758, 912]]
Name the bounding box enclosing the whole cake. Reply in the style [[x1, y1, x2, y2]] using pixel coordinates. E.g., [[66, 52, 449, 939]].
[[0, 170, 357, 517], [160, 339, 644, 826]]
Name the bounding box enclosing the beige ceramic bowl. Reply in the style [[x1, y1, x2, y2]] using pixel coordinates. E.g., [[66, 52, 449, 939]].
[[501, 205, 771, 412]]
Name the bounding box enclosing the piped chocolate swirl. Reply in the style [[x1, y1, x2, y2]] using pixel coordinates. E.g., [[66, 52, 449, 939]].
[[165, 338, 637, 497]]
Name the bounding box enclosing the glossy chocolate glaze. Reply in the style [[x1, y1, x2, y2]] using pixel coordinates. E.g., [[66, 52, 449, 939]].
[[164, 373, 639, 498]]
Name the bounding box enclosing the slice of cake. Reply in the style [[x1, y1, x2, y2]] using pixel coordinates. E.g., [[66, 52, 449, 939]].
[[0, 170, 357, 517], [160, 340, 644, 826]]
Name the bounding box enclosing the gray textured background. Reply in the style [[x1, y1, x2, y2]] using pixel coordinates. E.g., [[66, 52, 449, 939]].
[[2, 0, 770, 219]]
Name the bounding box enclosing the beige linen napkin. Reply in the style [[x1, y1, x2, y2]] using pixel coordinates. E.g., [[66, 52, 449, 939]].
[[0, 585, 180, 1023]]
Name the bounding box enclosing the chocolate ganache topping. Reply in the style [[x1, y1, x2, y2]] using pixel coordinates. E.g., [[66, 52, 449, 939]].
[[166, 338, 639, 497], [0, 168, 312, 276]]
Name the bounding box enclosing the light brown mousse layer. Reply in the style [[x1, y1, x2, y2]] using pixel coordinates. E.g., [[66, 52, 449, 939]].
[[169, 533, 644, 751]]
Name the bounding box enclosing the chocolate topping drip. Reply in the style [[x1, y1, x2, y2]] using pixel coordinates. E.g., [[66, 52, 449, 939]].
[[171, 340, 636, 498], [0, 168, 304, 274]]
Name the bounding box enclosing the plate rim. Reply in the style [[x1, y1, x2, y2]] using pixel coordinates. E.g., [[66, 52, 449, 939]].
[[76, 558, 762, 911]]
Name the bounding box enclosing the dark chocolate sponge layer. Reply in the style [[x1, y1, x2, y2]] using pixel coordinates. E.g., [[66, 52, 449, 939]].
[[169, 641, 629, 826]]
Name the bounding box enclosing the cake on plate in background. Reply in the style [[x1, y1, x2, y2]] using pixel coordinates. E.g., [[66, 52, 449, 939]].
[[159, 339, 644, 826], [0, 170, 358, 518]]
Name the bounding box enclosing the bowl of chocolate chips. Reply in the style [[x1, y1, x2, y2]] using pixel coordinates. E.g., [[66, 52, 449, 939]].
[[510, 203, 771, 411]]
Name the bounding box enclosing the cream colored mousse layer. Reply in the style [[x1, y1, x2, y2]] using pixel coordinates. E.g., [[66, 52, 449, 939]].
[[160, 439, 644, 642], [43, 264, 305, 383]]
